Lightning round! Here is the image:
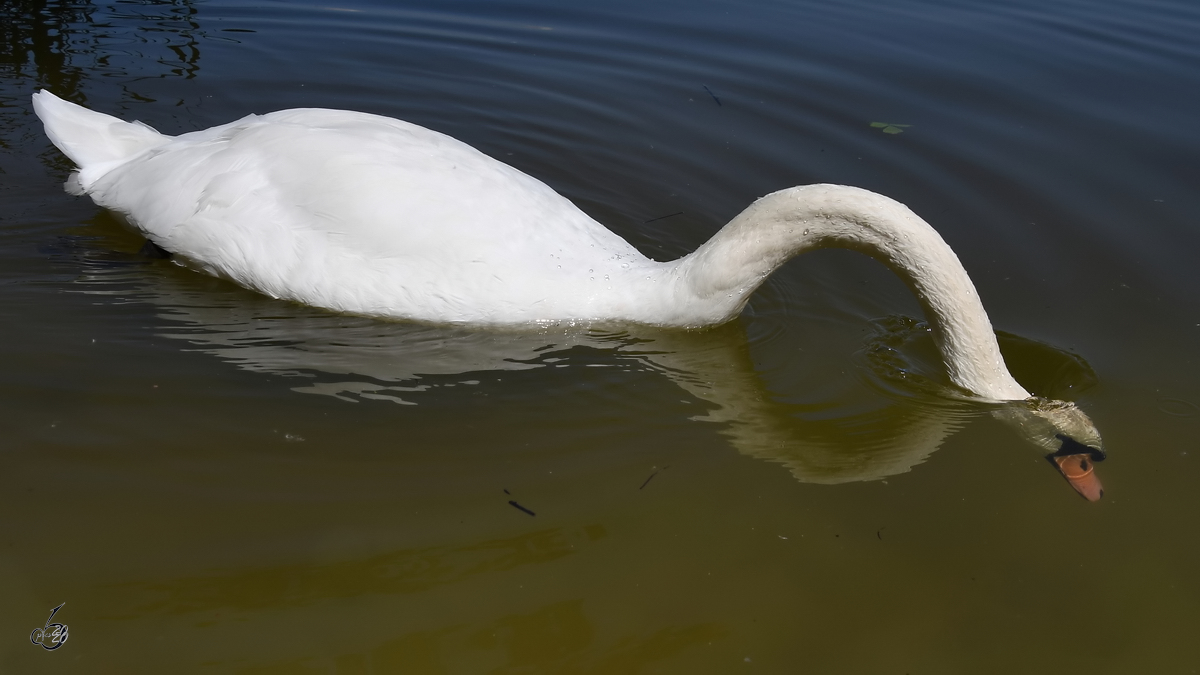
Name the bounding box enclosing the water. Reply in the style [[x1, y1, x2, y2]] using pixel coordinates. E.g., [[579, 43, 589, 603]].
[[3, 0, 1200, 672]]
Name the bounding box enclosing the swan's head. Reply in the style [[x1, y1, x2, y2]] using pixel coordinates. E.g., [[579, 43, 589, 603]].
[[992, 399, 1105, 501], [1048, 434, 1104, 502]]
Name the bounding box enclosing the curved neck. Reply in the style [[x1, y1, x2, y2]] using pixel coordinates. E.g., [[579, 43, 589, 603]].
[[673, 184, 1030, 401]]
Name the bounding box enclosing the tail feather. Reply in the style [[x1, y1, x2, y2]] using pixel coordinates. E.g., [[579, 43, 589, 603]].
[[32, 90, 169, 170]]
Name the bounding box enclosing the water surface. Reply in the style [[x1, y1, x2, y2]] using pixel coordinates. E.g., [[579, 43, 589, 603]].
[[2, 0, 1200, 672]]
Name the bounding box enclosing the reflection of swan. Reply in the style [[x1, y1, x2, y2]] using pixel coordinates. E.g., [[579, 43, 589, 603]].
[[37, 91, 1105, 496], [70, 259, 1097, 492], [116, 272, 970, 483]]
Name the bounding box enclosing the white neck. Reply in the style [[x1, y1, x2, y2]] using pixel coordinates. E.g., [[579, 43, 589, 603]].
[[664, 184, 1030, 401]]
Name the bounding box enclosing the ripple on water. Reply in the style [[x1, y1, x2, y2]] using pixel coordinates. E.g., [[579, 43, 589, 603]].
[[1156, 397, 1199, 417]]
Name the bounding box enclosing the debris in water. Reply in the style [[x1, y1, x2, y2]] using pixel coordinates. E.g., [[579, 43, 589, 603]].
[[509, 500, 536, 516], [870, 121, 911, 134]]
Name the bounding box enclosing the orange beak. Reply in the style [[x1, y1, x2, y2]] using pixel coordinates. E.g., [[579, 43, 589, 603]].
[[1053, 453, 1104, 501]]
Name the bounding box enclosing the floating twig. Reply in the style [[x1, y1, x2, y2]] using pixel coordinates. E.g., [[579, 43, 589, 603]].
[[639, 465, 669, 490], [509, 500, 536, 516], [703, 85, 722, 106]]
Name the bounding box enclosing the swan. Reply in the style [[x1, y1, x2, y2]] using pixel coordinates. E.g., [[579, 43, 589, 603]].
[[31, 90, 1105, 497]]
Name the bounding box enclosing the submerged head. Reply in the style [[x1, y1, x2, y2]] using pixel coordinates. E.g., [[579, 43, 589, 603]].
[[1049, 435, 1104, 501], [993, 399, 1105, 501]]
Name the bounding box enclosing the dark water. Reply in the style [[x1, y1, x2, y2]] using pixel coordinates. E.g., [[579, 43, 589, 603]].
[[3, 0, 1200, 672]]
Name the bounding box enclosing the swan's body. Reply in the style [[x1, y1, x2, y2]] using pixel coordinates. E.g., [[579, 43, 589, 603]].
[[33, 90, 1031, 401]]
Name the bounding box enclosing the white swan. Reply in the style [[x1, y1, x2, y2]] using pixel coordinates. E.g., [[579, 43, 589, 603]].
[[32, 90, 1105, 496]]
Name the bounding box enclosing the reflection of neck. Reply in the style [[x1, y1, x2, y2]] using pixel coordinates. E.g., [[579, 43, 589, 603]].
[[672, 184, 1030, 401], [639, 324, 966, 484]]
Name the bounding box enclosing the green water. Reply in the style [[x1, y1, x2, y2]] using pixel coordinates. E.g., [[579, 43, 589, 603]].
[[2, 0, 1200, 672]]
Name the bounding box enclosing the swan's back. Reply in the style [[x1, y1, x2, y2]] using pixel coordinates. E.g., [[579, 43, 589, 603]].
[[35, 92, 662, 323]]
